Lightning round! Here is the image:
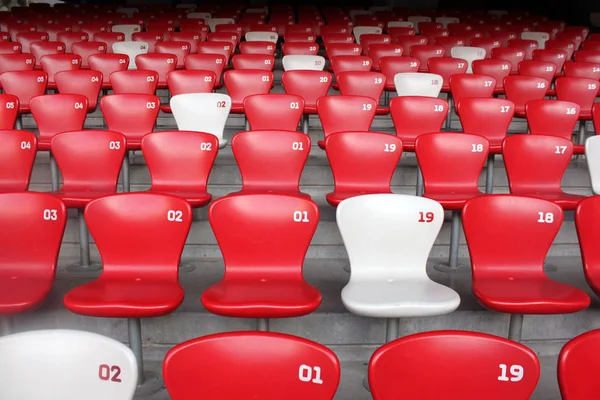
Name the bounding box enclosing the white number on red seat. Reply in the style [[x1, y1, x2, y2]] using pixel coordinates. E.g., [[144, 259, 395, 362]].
[[319, 76, 328, 83], [498, 364, 524, 382], [167, 210, 183, 222], [537, 82, 546, 89], [264, 59, 272, 65], [500, 105, 510, 113], [435, 49, 443, 55], [537, 212, 554, 223], [501, 64, 509, 70], [484, 80, 493, 87], [362, 103, 372, 111], [98, 364, 122, 382], [457, 62, 465, 68], [20, 141, 31, 149], [36, 76, 45, 83], [25, 58, 33, 64], [410, 61, 418, 67], [166, 58, 175, 64], [545, 66, 554, 72], [362, 60, 370, 66], [418, 211, 434, 223], [566, 108, 577, 115], [298, 365, 323, 384], [384, 143, 396, 152], [5, 101, 14, 109], [109, 141, 121, 150], [200, 142, 212, 151], [471, 144, 483, 152], [555, 145, 567, 154], [91, 76, 100, 83], [593, 67, 600, 73], [292, 141, 304, 151], [589, 83, 597, 90], [434, 104, 444, 112], [43, 209, 58, 221], [293, 211, 310, 222], [309, 46, 317, 51], [72, 58, 79, 65]]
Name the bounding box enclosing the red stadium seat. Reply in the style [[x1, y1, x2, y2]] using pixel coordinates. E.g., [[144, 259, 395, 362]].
[[78, 23, 109, 39], [325, 43, 362, 58], [504, 75, 549, 117], [449, 74, 495, 107], [367, 43, 403, 71], [231, 54, 275, 70], [282, 70, 332, 114], [472, 59, 511, 94], [0, 129, 36, 192], [0, 95, 19, 129], [409, 44, 445, 72], [556, 32, 584, 50], [203, 193, 321, 317], [389, 96, 447, 152], [135, 53, 177, 88], [545, 39, 576, 60], [50, 130, 126, 209], [330, 55, 372, 77], [0, 71, 47, 113], [223, 70, 273, 113], [337, 71, 387, 114], [526, 100, 583, 153], [239, 40, 276, 55], [558, 329, 600, 400], [457, 98, 513, 155], [142, 131, 218, 207], [169, 31, 205, 54], [184, 54, 226, 89], [427, 57, 468, 92], [563, 61, 600, 80], [54, 70, 102, 112], [132, 32, 164, 53], [244, 94, 303, 131], [0, 54, 35, 78], [0, 42, 22, 55], [379, 56, 420, 90], [110, 70, 159, 94], [518, 60, 558, 85], [15, 31, 48, 53], [576, 197, 600, 299], [30, 41, 65, 68], [463, 194, 590, 313], [0, 192, 66, 315], [284, 33, 317, 43], [230, 130, 310, 197], [71, 41, 107, 69], [491, 47, 525, 74], [30, 94, 88, 151], [163, 332, 340, 400], [555, 77, 599, 119], [282, 41, 319, 56], [155, 41, 190, 69], [502, 135, 586, 209], [43, 24, 71, 41], [369, 330, 540, 400], [87, 53, 129, 89], [92, 32, 124, 54], [325, 131, 401, 206], [56, 31, 89, 53], [508, 39, 538, 60], [162, 70, 216, 112], [7, 25, 36, 43], [197, 41, 233, 66], [469, 37, 500, 59], [532, 49, 567, 74], [316, 95, 377, 149], [101, 94, 160, 150], [360, 34, 391, 56], [574, 50, 600, 64]]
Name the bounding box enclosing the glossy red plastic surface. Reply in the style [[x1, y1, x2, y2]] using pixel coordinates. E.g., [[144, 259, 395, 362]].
[[50, 130, 125, 208], [409, 44, 445, 72], [0, 129, 35, 191], [54, 70, 102, 111], [223, 70, 273, 113], [281, 70, 332, 113], [325, 131, 401, 206], [0, 71, 47, 113], [463, 195, 590, 313], [64, 193, 191, 318], [196, 42, 233, 67], [244, 94, 303, 131], [282, 41, 319, 56], [155, 41, 190, 68], [162, 70, 215, 112], [0, 192, 66, 315], [457, 98, 514, 153], [0, 54, 35, 81], [576, 197, 600, 298], [92, 32, 124, 54], [206, 32, 240, 48], [169, 31, 205, 54], [504, 75, 549, 116], [239, 41, 276, 55], [563, 61, 600, 80], [545, 39, 576, 60], [389, 96, 448, 152], [449, 74, 496, 107], [526, 100, 582, 153], [367, 44, 403, 70], [508, 39, 538, 60], [30, 94, 88, 151], [231, 54, 275, 70], [39, 54, 81, 89], [101, 94, 159, 150], [574, 50, 600, 64], [164, 332, 340, 400], [503, 135, 585, 210], [555, 77, 600, 119], [231, 130, 310, 197], [204, 194, 321, 318], [471, 59, 511, 93], [558, 329, 600, 400], [337, 71, 387, 114], [491, 47, 525, 74], [135, 53, 177, 88], [325, 43, 361, 58], [30, 41, 65, 68], [0, 42, 22, 55], [379, 56, 420, 90], [360, 34, 391, 56], [0, 94, 18, 129], [428, 57, 467, 91], [395, 35, 428, 54], [71, 41, 107, 68], [184, 54, 226, 88], [15, 31, 48, 53], [87, 53, 129, 89], [369, 330, 540, 400], [110, 70, 159, 95], [532, 49, 567, 73], [316, 95, 376, 149], [142, 131, 218, 207], [469, 37, 500, 59], [56, 31, 89, 53]]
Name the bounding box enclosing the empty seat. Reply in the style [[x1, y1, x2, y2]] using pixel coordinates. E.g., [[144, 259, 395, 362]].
[[449, 74, 496, 107], [472, 59, 512, 94], [131, 32, 164, 53], [93, 32, 125, 54], [54, 70, 102, 112], [558, 329, 600, 400], [325, 131, 401, 206], [380, 57, 420, 90], [338, 193, 460, 316], [532, 49, 567, 74], [0, 129, 36, 192], [169, 31, 205, 54], [112, 41, 148, 69], [316, 95, 377, 149], [142, 131, 218, 207], [325, 43, 362, 58], [0, 94, 19, 129], [282, 41, 319, 56], [337, 71, 388, 114], [56, 31, 89, 53], [369, 331, 540, 399], [394, 72, 443, 97], [504, 75, 549, 117], [101, 94, 159, 150], [450, 46, 486, 73], [526, 100, 583, 153], [40, 54, 82, 89], [546, 39, 577, 60], [30, 41, 65, 68], [576, 195, 600, 300], [162, 70, 216, 112], [470, 37, 501, 59], [163, 332, 340, 399], [282, 55, 326, 71], [492, 47, 525, 73], [170, 93, 231, 148], [197, 42, 233, 66], [0, 71, 47, 113], [0, 329, 137, 399], [563, 61, 600, 80], [0, 42, 22, 55], [184, 54, 226, 88], [232, 54, 275, 71], [135, 53, 177, 88], [508, 39, 538, 60], [230, 130, 310, 197], [30, 94, 88, 151], [556, 77, 599, 146], [155, 41, 190, 69], [427, 57, 468, 92], [71, 41, 107, 68], [409, 44, 445, 72], [223, 70, 273, 113], [203, 194, 321, 317], [390, 96, 448, 152], [111, 24, 142, 41], [244, 94, 303, 131], [88, 53, 130, 89], [110, 70, 159, 94]]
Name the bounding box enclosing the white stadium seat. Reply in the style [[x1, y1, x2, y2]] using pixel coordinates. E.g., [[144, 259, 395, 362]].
[[282, 55, 326, 71], [394, 72, 443, 97], [585, 136, 600, 194], [353, 26, 382, 44], [207, 18, 235, 32], [245, 31, 279, 43]]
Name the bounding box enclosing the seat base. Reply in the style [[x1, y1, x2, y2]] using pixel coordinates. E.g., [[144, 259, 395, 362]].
[[147, 189, 212, 207], [327, 190, 393, 207], [510, 191, 586, 210], [0, 276, 53, 315], [423, 191, 486, 210], [227, 188, 311, 198]]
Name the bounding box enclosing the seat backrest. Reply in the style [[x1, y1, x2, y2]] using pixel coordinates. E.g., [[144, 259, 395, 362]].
[[522, 31, 550, 49], [155, 41, 190, 68], [491, 47, 525, 71], [555, 77, 600, 114], [450, 46, 486, 73], [457, 98, 514, 145], [337, 193, 441, 278], [0, 130, 37, 192], [232, 130, 310, 193], [545, 39, 576, 59], [164, 331, 340, 400], [0, 329, 137, 400], [526, 100, 580, 139], [239, 40, 276, 55], [112, 41, 148, 69], [369, 330, 540, 400], [316, 95, 376, 137], [30, 41, 65, 68], [111, 24, 142, 41], [379, 57, 420, 83], [31, 94, 88, 145], [56, 31, 89, 52], [325, 43, 361, 58], [109, 70, 159, 94], [93, 32, 125, 54], [209, 193, 318, 276], [427, 57, 468, 89], [508, 39, 538, 60], [169, 31, 205, 54], [518, 60, 557, 82], [449, 74, 496, 105], [574, 50, 600, 64], [394, 72, 443, 97], [142, 131, 218, 193], [337, 71, 386, 103], [101, 94, 159, 145], [244, 94, 303, 131], [281, 70, 332, 108], [471, 59, 511, 90], [131, 32, 164, 53], [469, 37, 501, 59], [86, 193, 191, 276], [409, 44, 445, 69], [72, 41, 107, 68], [367, 43, 403, 67], [40, 54, 82, 85], [395, 35, 428, 54], [282, 42, 319, 56], [197, 41, 233, 65], [88, 54, 129, 86], [389, 96, 448, 146], [503, 135, 573, 195], [135, 53, 177, 85], [360, 34, 391, 56], [170, 93, 231, 143], [353, 26, 382, 43], [416, 133, 488, 195], [326, 131, 402, 194], [223, 69, 273, 107], [208, 18, 236, 32], [0, 70, 47, 110], [282, 55, 326, 71], [532, 49, 567, 72], [166, 70, 216, 96], [51, 130, 126, 193], [563, 61, 600, 81], [55, 70, 103, 110], [504, 75, 549, 113], [558, 329, 600, 400], [231, 54, 275, 70], [0, 42, 22, 55], [585, 136, 600, 194], [184, 54, 226, 86], [0, 94, 19, 129], [463, 194, 562, 277], [330, 55, 373, 74]]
